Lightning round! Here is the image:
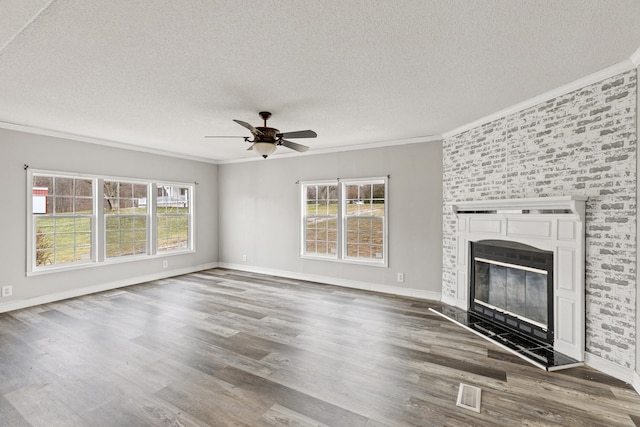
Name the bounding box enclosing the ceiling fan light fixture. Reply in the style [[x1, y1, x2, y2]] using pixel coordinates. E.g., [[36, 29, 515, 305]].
[[252, 142, 277, 158]]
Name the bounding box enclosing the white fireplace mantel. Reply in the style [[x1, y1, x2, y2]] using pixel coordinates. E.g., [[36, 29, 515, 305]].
[[448, 196, 587, 363], [452, 195, 588, 223]]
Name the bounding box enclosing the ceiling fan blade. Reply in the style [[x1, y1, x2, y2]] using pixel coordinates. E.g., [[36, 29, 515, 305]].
[[233, 119, 263, 136], [280, 139, 309, 152], [276, 130, 317, 139]]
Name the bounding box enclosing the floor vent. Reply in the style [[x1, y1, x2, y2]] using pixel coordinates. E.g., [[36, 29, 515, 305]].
[[456, 383, 482, 413]]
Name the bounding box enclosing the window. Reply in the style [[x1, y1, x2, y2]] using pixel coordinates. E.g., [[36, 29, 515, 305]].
[[28, 170, 195, 275], [156, 184, 192, 252], [31, 173, 95, 269], [104, 180, 149, 258], [301, 177, 387, 266], [303, 183, 338, 258], [343, 180, 386, 262]]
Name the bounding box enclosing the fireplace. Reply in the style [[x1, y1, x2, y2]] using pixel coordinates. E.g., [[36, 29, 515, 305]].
[[431, 196, 587, 370], [470, 240, 553, 344]]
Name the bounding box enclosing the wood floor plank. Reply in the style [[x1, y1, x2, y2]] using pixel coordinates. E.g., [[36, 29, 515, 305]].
[[0, 267, 639, 426], [0, 395, 31, 427]]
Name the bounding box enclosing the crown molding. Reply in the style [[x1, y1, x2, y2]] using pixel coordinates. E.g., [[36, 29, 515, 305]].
[[443, 59, 636, 139], [631, 46, 640, 67], [0, 121, 220, 165]]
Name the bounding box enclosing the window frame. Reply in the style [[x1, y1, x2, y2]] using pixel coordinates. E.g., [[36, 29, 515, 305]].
[[341, 177, 388, 266], [300, 177, 388, 267], [103, 179, 151, 261], [155, 183, 195, 254], [27, 169, 195, 276], [300, 180, 339, 260], [27, 170, 98, 274]]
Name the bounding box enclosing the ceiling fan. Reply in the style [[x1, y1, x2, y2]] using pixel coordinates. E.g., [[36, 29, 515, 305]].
[[205, 111, 317, 158]]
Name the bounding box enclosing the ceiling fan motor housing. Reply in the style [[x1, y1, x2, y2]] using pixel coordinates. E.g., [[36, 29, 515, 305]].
[[255, 127, 280, 143]]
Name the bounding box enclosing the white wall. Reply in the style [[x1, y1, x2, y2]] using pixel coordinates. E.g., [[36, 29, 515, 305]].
[[0, 128, 218, 310], [218, 142, 443, 299]]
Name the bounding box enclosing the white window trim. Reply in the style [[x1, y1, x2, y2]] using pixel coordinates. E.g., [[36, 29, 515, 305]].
[[300, 177, 388, 267], [27, 170, 196, 276]]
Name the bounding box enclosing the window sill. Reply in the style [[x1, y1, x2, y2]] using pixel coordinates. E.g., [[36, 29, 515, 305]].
[[300, 254, 387, 267], [27, 249, 196, 276]]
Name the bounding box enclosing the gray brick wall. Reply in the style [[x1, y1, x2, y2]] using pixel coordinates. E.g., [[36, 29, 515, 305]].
[[442, 70, 637, 368]]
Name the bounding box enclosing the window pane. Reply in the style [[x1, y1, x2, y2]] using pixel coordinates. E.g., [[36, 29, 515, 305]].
[[306, 186, 317, 200], [358, 218, 373, 231], [55, 197, 74, 214], [342, 180, 386, 263], [358, 232, 371, 244], [36, 249, 54, 266], [106, 216, 119, 230], [133, 184, 147, 199], [346, 244, 358, 257], [306, 229, 316, 242], [371, 217, 383, 232], [36, 217, 55, 234], [34, 175, 53, 189], [75, 179, 93, 197], [55, 177, 74, 196], [371, 245, 384, 259], [76, 232, 91, 246], [302, 183, 338, 258], [104, 181, 150, 259], [359, 184, 372, 199], [328, 242, 337, 255], [75, 197, 93, 214], [157, 185, 191, 253], [119, 182, 133, 198]]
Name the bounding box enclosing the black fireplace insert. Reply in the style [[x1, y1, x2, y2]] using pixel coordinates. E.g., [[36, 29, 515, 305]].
[[470, 240, 554, 344]]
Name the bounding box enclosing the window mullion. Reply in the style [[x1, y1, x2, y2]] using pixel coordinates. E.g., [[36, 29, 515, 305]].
[[150, 183, 158, 255], [96, 178, 105, 262]]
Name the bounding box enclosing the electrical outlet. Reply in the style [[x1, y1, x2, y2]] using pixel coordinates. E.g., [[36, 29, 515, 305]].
[[397, 273, 404, 283], [242, 254, 247, 262], [1, 286, 12, 298], [162, 260, 168, 268]]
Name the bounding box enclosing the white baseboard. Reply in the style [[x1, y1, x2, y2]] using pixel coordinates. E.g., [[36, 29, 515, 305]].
[[584, 352, 639, 391], [0, 262, 219, 314], [217, 263, 442, 301]]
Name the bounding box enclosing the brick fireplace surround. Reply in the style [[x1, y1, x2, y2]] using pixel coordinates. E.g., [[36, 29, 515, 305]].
[[442, 68, 638, 386]]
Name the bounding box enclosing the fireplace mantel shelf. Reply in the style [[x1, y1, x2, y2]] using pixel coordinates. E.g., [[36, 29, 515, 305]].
[[452, 195, 587, 222]]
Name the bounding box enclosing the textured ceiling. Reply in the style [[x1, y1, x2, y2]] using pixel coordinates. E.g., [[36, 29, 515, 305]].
[[1, 0, 640, 162]]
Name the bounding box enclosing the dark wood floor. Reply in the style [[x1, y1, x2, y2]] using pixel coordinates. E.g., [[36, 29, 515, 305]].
[[1, 269, 639, 426]]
